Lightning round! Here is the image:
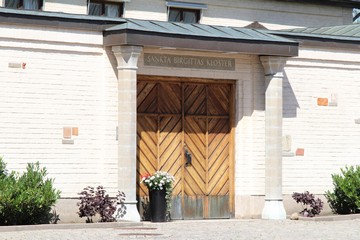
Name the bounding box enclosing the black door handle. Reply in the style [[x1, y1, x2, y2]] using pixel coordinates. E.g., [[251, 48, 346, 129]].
[[184, 145, 192, 167]]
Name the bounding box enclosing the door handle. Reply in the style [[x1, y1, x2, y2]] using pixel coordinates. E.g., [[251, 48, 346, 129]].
[[184, 145, 192, 167]]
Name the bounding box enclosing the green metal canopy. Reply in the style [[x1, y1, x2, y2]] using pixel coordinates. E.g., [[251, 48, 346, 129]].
[[270, 24, 360, 44], [104, 18, 299, 56]]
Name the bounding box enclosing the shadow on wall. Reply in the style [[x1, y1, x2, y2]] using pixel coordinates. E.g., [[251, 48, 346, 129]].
[[283, 71, 299, 118], [105, 47, 119, 79], [251, 66, 299, 119]]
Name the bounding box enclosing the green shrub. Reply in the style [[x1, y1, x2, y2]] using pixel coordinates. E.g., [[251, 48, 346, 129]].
[[325, 165, 360, 214], [0, 157, 61, 225]]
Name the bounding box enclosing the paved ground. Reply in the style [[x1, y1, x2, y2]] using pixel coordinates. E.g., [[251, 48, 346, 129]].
[[1, 218, 360, 240]]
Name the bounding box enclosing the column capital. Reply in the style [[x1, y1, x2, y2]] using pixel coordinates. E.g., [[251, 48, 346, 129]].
[[112, 45, 143, 70], [260, 56, 288, 76]]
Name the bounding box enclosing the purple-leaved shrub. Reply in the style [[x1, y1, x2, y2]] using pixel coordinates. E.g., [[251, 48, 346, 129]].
[[77, 186, 126, 223], [292, 191, 324, 217]]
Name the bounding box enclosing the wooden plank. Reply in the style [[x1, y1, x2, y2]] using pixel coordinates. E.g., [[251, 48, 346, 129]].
[[208, 150, 229, 181], [208, 85, 230, 115], [217, 179, 230, 196], [138, 113, 181, 117], [184, 117, 206, 150], [208, 159, 229, 195], [137, 115, 158, 197], [208, 118, 229, 171], [207, 118, 230, 197], [157, 83, 160, 172], [137, 82, 157, 113], [229, 84, 235, 217], [159, 118, 181, 156], [181, 83, 185, 219], [184, 173, 205, 196], [183, 84, 207, 220], [138, 113, 228, 119], [208, 118, 229, 143], [185, 161, 206, 190], [184, 84, 206, 115], [205, 85, 209, 218], [159, 82, 182, 114], [208, 136, 229, 170], [159, 116, 182, 196], [138, 74, 236, 85]]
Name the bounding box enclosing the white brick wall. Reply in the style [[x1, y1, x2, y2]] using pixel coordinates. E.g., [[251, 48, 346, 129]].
[[124, 0, 167, 21], [0, 24, 119, 198], [233, 46, 360, 198], [235, 57, 267, 196], [202, 0, 351, 29], [44, 0, 87, 14], [282, 47, 360, 195], [29, 0, 353, 29], [125, 0, 352, 29]]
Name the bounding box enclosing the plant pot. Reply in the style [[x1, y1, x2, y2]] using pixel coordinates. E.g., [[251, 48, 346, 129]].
[[149, 188, 167, 222]]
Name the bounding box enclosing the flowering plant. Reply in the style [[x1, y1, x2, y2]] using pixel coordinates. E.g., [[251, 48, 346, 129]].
[[140, 171, 175, 191], [140, 171, 175, 219]]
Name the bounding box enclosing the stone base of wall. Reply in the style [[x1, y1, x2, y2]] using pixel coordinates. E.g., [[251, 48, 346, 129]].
[[235, 194, 333, 219], [54, 199, 84, 224], [54, 195, 333, 223]]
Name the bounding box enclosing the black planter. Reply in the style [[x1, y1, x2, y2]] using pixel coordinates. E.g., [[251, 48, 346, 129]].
[[149, 188, 167, 222]]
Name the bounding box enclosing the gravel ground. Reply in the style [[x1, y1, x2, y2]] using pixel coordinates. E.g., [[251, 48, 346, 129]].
[[1, 219, 360, 240]]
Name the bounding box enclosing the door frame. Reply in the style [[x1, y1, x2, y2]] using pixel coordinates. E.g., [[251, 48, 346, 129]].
[[136, 74, 236, 218]]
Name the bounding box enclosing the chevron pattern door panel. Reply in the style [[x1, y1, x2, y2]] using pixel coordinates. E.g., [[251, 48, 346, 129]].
[[137, 76, 233, 219]]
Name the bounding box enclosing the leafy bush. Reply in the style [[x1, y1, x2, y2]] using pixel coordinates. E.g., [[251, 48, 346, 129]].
[[0, 158, 61, 225], [292, 191, 324, 217], [325, 166, 360, 214], [77, 186, 126, 223]]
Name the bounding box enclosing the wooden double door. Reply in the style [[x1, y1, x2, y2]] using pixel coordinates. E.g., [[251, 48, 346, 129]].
[[137, 76, 234, 219]]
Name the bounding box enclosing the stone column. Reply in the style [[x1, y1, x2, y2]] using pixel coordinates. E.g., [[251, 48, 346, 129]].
[[112, 45, 143, 222], [260, 56, 287, 220]]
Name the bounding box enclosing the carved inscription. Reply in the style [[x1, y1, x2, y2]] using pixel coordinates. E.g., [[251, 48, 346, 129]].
[[144, 53, 235, 71]]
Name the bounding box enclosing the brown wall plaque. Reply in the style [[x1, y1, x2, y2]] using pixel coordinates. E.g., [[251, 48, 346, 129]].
[[144, 53, 235, 71]]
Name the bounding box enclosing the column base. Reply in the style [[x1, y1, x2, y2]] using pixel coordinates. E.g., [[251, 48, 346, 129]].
[[261, 200, 286, 220], [114, 201, 141, 222]]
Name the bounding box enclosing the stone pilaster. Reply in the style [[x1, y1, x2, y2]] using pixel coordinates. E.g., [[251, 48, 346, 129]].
[[112, 45, 143, 222], [260, 56, 287, 220]]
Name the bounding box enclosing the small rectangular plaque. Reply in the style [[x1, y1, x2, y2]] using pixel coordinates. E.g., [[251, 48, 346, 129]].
[[8, 62, 22, 68], [144, 53, 235, 71]]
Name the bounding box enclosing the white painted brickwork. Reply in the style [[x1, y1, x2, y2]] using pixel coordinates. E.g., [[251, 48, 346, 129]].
[[282, 47, 360, 195], [44, 0, 87, 15], [3, 0, 349, 29], [201, 0, 351, 29], [235, 57, 266, 196], [124, 0, 353, 29], [124, 0, 167, 21], [0, 24, 119, 198], [234, 47, 360, 197]]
